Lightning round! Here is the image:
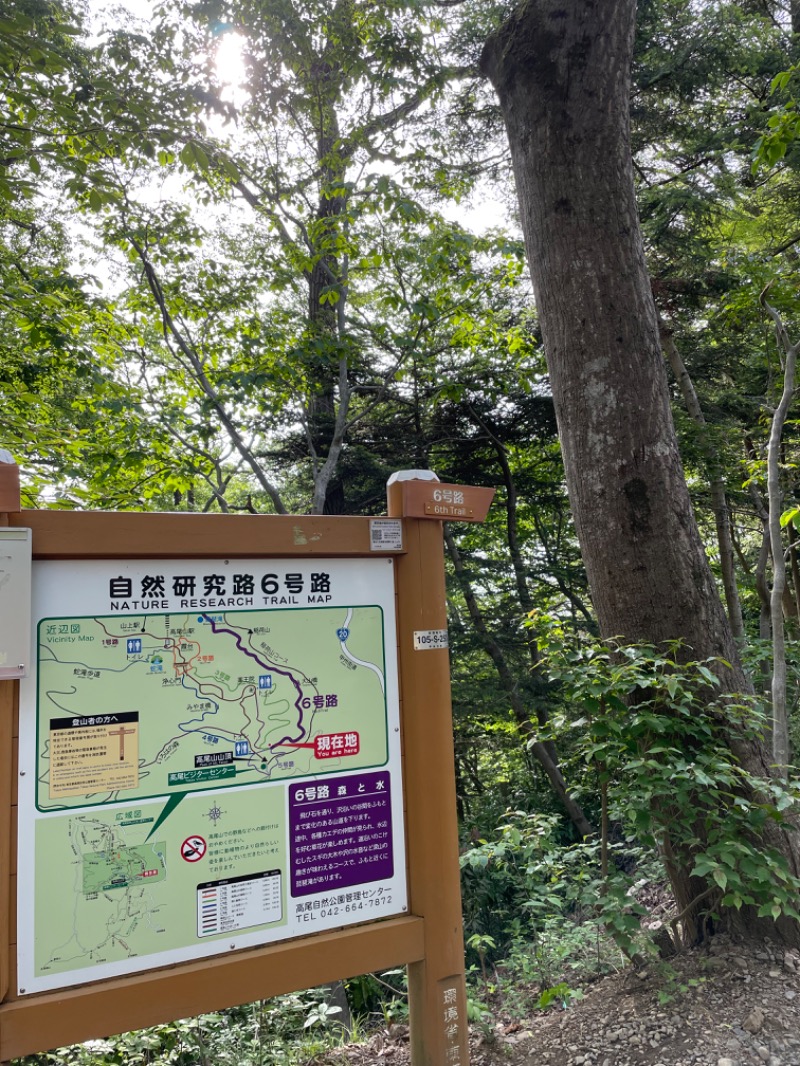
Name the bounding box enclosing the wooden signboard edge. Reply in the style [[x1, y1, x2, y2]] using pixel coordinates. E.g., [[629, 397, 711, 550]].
[[7, 510, 406, 558], [0, 682, 12, 1007], [0, 481, 19, 1014], [0, 917, 425, 1061]]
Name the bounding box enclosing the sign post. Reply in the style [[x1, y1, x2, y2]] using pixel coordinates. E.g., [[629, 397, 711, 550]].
[[0, 455, 21, 1018], [0, 463, 492, 1066], [389, 474, 469, 1066]]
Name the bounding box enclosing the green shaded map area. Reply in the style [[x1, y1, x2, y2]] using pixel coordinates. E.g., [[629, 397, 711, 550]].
[[82, 841, 166, 894], [36, 606, 387, 810], [35, 788, 286, 979]]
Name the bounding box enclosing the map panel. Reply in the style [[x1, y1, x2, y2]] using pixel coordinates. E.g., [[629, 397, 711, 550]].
[[18, 558, 407, 996], [36, 606, 388, 810], [34, 788, 286, 981]]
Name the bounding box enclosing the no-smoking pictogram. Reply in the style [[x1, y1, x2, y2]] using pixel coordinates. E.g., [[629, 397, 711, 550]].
[[181, 835, 207, 862]]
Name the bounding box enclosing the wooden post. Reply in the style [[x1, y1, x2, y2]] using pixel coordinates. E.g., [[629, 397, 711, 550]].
[[0, 680, 12, 1008], [0, 458, 20, 1045], [388, 475, 469, 1066], [0, 459, 20, 516]]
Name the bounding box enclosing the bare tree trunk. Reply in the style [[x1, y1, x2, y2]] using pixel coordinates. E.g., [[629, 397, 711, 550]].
[[480, 0, 800, 944], [761, 295, 800, 778], [746, 447, 774, 643], [467, 404, 559, 763], [305, 70, 349, 516]]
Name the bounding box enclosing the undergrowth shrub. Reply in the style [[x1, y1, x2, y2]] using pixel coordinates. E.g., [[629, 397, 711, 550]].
[[461, 809, 652, 984], [461, 627, 800, 995], [18, 991, 348, 1066]]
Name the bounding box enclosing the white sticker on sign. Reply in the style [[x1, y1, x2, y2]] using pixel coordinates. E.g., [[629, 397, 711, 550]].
[[413, 629, 449, 651], [370, 519, 403, 551]]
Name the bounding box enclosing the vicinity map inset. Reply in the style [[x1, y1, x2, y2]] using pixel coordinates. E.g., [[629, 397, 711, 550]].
[[37, 605, 388, 810]]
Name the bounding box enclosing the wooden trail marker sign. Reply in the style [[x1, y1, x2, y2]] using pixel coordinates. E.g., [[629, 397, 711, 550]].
[[0, 468, 492, 1066], [395, 480, 495, 523]]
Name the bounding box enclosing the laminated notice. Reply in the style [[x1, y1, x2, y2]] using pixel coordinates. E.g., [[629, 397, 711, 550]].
[[370, 519, 403, 551]]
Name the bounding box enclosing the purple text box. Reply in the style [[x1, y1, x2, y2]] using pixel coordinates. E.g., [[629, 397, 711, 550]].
[[288, 771, 393, 897]]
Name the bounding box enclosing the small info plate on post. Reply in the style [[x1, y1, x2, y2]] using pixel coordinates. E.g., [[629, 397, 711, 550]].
[[370, 518, 403, 551], [413, 629, 449, 651], [0, 526, 31, 678]]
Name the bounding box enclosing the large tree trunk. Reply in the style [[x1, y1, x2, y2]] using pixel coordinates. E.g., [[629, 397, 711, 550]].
[[480, 0, 800, 945]]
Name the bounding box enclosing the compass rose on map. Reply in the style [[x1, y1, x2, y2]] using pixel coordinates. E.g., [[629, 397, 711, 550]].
[[206, 803, 224, 825]]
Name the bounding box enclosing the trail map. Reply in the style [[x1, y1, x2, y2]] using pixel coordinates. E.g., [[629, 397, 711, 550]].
[[18, 558, 406, 995], [37, 605, 388, 810]]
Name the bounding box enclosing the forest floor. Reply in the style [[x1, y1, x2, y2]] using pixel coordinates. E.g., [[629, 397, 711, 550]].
[[313, 935, 800, 1066]]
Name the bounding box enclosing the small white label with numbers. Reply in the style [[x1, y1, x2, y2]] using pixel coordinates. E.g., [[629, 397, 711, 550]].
[[413, 629, 449, 651], [370, 519, 403, 551]]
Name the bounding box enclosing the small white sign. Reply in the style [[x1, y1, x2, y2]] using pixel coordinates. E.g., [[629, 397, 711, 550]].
[[370, 519, 403, 551], [413, 629, 449, 651], [0, 527, 31, 678]]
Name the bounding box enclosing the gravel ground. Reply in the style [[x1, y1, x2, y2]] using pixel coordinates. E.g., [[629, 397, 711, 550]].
[[313, 935, 800, 1066]]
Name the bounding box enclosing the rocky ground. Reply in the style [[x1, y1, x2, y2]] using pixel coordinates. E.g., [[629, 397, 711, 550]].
[[316, 936, 800, 1066]]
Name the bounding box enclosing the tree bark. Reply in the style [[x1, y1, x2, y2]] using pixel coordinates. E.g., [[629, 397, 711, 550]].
[[761, 296, 800, 777], [480, 0, 800, 944], [305, 59, 348, 515]]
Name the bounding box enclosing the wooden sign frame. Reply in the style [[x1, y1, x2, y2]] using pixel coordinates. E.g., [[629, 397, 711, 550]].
[[0, 476, 470, 1066]]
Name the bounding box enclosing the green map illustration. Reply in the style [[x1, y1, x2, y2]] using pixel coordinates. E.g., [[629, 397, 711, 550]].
[[82, 841, 167, 894], [34, 788, 286, 979], [36, 606, 388, 810]]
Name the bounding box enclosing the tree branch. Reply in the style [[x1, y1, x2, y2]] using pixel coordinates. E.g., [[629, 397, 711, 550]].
[[125, 230, 287, 514]]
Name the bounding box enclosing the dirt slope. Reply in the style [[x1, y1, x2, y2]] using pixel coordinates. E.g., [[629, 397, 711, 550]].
[[317, 936, 800, 1066]]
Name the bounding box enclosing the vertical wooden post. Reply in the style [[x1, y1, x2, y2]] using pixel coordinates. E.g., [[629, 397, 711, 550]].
[[0, 458, 20, 516], [0, 680, 12, 1008], [388, 477, 469, 1066], [0, 458, 21, 1015]]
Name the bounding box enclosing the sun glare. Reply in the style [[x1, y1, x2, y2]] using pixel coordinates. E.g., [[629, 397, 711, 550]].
[[215, 31, 247, 98]]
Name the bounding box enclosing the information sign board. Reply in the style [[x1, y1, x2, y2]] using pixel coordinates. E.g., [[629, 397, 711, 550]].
[[17, 556, 406, 995]]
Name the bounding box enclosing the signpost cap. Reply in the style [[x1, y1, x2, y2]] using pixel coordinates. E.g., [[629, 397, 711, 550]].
[[387, 470, 440, 485], [0, 449, 15, 465]]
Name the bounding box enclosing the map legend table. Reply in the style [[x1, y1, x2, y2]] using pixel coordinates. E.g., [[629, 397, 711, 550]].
[[196, 870, 283, 937]]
